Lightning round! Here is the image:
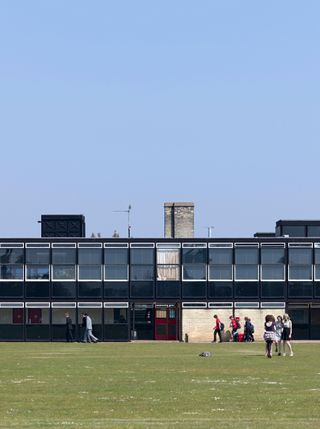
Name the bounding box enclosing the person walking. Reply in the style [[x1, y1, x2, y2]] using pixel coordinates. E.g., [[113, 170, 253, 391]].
[[244, 317, 254, 342], [282, 313, 293, 357], [212, 314, 222, 343], [65, 312, 74, 342], [81, 313, 87, 342], [85, 313, 99, 343], [274, 315, 283, 356], [264, 314, 276, 358]]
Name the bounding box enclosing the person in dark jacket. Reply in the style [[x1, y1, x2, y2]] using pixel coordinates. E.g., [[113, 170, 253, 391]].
[[65, 312, 74, 342], [264, 314, 276, 358]]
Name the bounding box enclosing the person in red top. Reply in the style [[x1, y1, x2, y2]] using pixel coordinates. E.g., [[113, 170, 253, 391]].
[[213, 314, 222, 343]]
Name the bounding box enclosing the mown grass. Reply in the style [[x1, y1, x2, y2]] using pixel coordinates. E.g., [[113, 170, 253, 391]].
[[0, 342, 319, 428]]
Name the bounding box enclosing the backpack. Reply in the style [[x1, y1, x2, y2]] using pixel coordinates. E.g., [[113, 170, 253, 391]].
[[220, 322, 225, 331], [251, 324, 255, 333], [236, 319, 241, 329]]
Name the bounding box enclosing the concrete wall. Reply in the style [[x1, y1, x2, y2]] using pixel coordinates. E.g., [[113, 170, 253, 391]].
[[182, 308, 285, 342]]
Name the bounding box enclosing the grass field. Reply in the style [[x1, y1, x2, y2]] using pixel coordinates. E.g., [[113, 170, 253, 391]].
[[0, 342, 320, 429]]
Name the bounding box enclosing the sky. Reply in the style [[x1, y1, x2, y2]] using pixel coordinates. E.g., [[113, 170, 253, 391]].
[[0, 1, 320, 238]]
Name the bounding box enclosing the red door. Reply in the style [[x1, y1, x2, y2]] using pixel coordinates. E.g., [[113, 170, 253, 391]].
[[154, 305, 178, 340]]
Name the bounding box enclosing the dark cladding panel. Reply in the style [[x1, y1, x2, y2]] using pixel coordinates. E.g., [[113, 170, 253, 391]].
[[41, 215, 86, 238]]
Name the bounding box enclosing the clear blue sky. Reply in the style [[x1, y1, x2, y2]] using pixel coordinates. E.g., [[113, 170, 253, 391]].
[[1, 1, 319, 238]]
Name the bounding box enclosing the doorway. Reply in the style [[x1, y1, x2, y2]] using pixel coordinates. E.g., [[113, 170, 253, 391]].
[[154, 304, 179, 340]]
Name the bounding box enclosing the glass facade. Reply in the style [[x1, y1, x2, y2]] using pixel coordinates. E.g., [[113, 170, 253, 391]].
[[1, 237, 320, 340]]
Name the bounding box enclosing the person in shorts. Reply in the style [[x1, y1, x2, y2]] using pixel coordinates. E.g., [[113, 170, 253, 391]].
[[212, 314, 222, 343], [264, 314, 276, 358]]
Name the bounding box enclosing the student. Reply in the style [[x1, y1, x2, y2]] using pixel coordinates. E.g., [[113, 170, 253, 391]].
[[85, 313, 99, 343], [212, 314, 222, 343], [244, 317, 254, 342], [65, 312, 74, 342], [274, 315, 283, 356], [282, 314, 293, 357], [229, 316, 240, 342], [264, 314, 276, 358]]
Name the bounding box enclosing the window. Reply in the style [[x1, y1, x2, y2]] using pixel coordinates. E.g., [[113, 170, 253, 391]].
[[314, 245, 320, 280], [157, 244, 180, 281], [182, 244, 207, 281], [104, 245, 128, 281], [78, 244, 102, 281], [288, 245, 313, 281], [26, 244, 50, 281], [234, 245, 258, 281], [0, 246, 24, 281], [208, 244, 233, 281], [130, 246, 154, 281], [260, 245, 285, 281], [51, 244, 76, 281]]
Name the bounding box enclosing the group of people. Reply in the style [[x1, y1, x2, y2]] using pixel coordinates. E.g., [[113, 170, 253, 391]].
[[65, 312, 99, 343], [212, 314, 254, 343], [264, 313, 293, 358]]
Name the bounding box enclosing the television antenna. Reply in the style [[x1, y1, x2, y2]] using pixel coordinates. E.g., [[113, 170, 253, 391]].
[[113, 205, 132, 238]]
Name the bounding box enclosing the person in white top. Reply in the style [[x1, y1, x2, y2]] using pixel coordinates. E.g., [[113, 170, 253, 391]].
[[281, 313, 293, 357], [84, 313, 99, 343]]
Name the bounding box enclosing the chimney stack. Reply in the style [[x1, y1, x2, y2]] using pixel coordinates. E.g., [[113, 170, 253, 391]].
[[164, 202, 194, 238]]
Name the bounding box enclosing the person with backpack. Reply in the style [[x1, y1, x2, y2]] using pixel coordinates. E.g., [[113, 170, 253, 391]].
[[244, 317, 255, 342], [229, 316, 240, 342], [212, 314, 223, 343]]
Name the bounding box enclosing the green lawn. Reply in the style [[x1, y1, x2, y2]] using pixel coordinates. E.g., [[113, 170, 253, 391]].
[[0, 342, 319, 429]]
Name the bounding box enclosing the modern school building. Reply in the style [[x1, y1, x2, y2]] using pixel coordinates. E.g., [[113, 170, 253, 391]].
[[1, 214, 320, 342]]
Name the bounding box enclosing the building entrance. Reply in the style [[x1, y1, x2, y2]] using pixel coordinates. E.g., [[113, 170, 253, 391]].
[[130, 303, 179, 341], [154, 305, 179, 340]]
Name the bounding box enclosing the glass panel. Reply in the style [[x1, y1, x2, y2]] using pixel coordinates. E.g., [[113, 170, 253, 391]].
[[0, 265, 24, 280], [315, 249, 320, 264], [282, 225, 305, 237], [0, 248, 24, 263], [131, 249, 154, 264], [182, 282, 206, 298], [289, 248, 312, 265], [183, 265, 206, 280], [261, 265, 284, 280], [26, 248, 50, 264], [182, 248, 206, 264], [104, 248, 128, 265], [78, 282, 102, 298], [261, 282, 285, 298], [289, 266, 312, 280], [52, 248, 76, 264], [209, 265, 232, 280], [104, 265, 128, 281], [315, 266, 320, 280], [235, 282, 259, 298], [26, 265, 50, 280], [208, 281, 233, 299], [78, 266, 102, 280], [104, 308, 128, 324], [52, 282, 76, 298], [156, 281, 180, 298], [0, 308, 24, 340], [157, 249, 180, 264], [52, 265, 76, 280], [235, 265, 258, 280], [261, 248, 285, 264], [25, 282, 50, 298], [157, 265, 180, 281], [288, 282, 313, 298], [209, 248, 233, 265], [130, 281, 154, 298], [308, 226, 320, 237], [130, 265, 154, 281], [26, 308, 50, 340], [0, 282, 23, 298], [235, 248, 258, 264], [78, 248, 102, 264], [104, 282, 128, 298]]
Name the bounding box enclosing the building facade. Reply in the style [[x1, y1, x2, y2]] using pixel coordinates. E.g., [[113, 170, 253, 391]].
[[1, 231, 320, 342]]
